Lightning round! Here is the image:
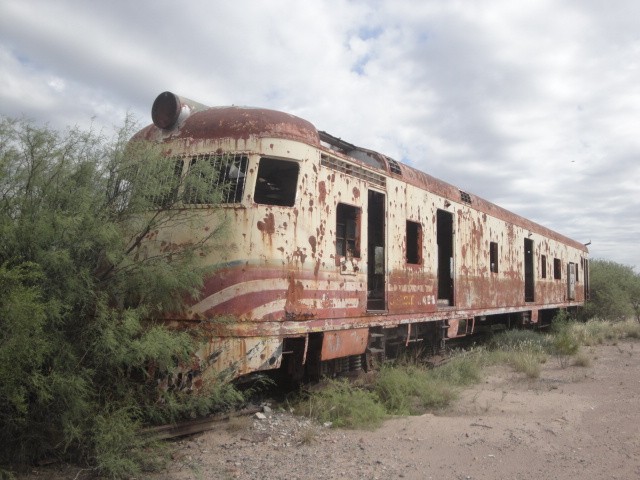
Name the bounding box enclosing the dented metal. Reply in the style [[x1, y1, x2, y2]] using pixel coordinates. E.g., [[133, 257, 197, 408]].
[[134, 91, 589, 382]]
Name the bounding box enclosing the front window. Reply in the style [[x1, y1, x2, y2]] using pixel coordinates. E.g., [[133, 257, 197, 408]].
[[183, 154, 247, 204], [254, 158, 299, 207], [132, 157, 184, 207]]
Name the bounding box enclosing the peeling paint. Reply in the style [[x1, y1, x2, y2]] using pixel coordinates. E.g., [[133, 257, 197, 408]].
[[136, 91, 588, 383]]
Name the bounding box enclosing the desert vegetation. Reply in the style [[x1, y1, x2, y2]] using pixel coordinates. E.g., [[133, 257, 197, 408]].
[[1, 117, 639, 478], [0, 117, 245, 478], [294, 316, 640, 429]]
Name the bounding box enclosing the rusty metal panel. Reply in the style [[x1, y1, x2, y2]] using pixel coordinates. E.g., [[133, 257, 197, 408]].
[[204, 336, 283, 380], [154, 336, 282, 390], [320, 328, 369, 361], [136, 91, 590, 382], [135, 102, 320, 147]]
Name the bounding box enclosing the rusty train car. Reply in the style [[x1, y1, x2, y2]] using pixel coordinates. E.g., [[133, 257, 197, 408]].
[[133, 91, 589, 384]]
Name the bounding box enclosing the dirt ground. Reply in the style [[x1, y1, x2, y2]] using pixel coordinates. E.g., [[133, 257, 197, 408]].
[[23, 340, 640, 479]]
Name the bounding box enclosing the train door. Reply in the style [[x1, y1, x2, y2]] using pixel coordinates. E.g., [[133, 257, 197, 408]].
[[524, 238, 535, 302], [367, 190, 386, 310], [567, 262, 576, 300], [583, 258, 590, 300], [437, 209, 454, 306]]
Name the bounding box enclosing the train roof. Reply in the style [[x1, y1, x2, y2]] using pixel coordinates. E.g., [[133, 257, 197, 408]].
[[134, 92, 588, 253]]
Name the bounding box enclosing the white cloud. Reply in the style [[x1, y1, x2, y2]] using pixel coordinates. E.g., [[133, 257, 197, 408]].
[[0, 0, 639, 268]]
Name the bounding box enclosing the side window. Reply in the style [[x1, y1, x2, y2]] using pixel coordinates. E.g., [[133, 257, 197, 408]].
[[489, 241, 499, 273], [541, 254, 547, 278], [336, 203, 361, 258], [554, 258, 562, 280], [254, 158, 299, 207], [406, 220, 422, 265]]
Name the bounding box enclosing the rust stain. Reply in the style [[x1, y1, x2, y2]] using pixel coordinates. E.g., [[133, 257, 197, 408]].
[[292, 247, 307, 265], [308, 235, 317, 255], [136, 91, 589, 386], [257, 213, 276, 235], [318, 180, 327, 205]]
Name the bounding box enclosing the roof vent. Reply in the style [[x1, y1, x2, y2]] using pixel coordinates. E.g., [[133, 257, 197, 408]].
[[387, 158, 402, 175], [151, 91, 209, 130]]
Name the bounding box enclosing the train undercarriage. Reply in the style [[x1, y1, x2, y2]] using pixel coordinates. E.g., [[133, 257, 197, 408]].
[[276, 306, 581, 383]]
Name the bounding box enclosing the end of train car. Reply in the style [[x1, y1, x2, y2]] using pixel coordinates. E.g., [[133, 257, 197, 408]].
[[132, 91, 589, 386]]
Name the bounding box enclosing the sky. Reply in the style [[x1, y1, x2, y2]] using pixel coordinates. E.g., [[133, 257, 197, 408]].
[[1, 0, 639, 269]]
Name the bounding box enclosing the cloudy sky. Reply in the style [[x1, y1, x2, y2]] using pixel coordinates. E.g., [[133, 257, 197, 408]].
[[1, 0, 639, 269]]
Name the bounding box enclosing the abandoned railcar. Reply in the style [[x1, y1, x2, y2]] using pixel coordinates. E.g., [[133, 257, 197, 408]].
[[132, 91, 589, 384]]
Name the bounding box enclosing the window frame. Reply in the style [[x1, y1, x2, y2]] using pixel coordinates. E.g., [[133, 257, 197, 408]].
[[253, 157, 300, 207], [489, 241, 499, 273], [183, 154, 248, 205], [336, 203, 361, 259], [405, 220, 423, 265], [554, 258, 562, 280]]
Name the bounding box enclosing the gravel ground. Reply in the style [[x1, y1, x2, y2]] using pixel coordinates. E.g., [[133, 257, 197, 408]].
[[149, 340, 640, 480], [20, 340, 640, 479]]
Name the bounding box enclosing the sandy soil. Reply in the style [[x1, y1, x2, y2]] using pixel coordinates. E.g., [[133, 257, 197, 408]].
[[22, 341, 640, 479]]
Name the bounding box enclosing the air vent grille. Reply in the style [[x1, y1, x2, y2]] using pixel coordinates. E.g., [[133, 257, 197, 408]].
[[321, 155, 386, 188], [460, 190, 472, 204]]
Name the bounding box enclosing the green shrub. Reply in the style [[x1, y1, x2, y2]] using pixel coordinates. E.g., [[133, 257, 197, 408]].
[[374, 364, 457, 414], [548, 312, 581, 357], [484, 329, 548, 377], [295, 379, 386, 429], [510, 352, 543, 378], [0, 117, 232, 477], [428, 352, 482, 386], [487, 329, 550, 353], [582, 260, 640, 322]]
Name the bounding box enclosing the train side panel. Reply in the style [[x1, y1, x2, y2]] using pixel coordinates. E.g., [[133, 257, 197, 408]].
[[134, 92, 589, 383]]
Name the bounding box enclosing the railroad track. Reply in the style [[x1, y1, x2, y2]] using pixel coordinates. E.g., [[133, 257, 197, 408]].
[[140, 406, 263, 441]]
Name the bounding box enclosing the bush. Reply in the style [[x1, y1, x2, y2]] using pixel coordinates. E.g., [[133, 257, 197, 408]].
[[297, 352, 479, 427], [428, 352, 482, 386], [487, 329, 550, 352], [295, 379, 386, 429], [483, 329, 550, 377], [582, 260, 640, 322], [0, 117, 232, 476], [375, 364, 456, 414]]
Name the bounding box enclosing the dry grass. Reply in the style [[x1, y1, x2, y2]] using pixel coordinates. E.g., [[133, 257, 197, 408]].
[[572, 350, 592, 367]]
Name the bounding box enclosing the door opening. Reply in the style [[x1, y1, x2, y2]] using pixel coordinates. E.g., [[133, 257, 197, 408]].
[[437, 209, 454, 306], [367, 190, 386, 310], [524, 238, 535, 302], [567, 262, 576, 300], [583, 258, 590, 300]]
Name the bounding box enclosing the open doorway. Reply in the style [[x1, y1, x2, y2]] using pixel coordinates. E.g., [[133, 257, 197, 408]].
[[567, 262, 576, 300], [524, 238, 534, 302], [437, 209, 454, 306], [367, 190, 386, 310]]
